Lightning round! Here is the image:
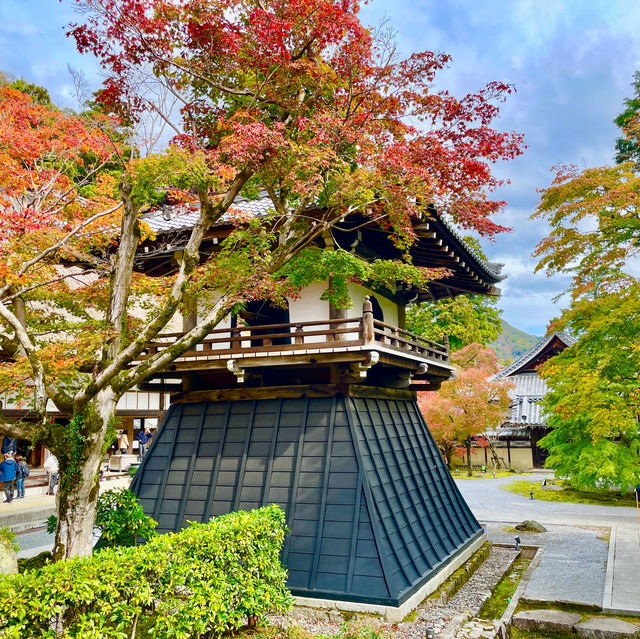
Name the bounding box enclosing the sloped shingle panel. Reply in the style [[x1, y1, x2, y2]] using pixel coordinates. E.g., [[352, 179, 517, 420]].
[[131, 396, 482, 606]]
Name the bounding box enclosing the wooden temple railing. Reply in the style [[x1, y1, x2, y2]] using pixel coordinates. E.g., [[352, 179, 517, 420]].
[[141, 298, 450, 365]]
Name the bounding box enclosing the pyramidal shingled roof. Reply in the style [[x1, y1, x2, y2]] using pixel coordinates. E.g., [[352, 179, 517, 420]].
[[494, 331, 577, 379], [131, 395, 482, 607]]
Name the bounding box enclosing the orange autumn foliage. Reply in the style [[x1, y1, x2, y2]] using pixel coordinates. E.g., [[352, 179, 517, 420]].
[[418, 343, 512, 469]]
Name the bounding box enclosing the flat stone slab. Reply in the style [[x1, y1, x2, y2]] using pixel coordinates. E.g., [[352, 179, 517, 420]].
[[574, 618, 640, 639], [512, 609, 582, 633]]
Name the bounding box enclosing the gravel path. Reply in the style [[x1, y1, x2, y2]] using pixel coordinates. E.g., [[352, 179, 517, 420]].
[[272, 547, 519, 639], [392, 547, 518, 639]]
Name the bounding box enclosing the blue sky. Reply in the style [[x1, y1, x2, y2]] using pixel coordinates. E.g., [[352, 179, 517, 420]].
[[2, 0, 639, 335]]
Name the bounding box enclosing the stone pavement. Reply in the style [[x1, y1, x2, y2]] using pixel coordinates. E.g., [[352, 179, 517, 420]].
[[0, 475, 132, 558], [604, 524, 640, 615], [456, 475, 640, 615], [485, 523, 608, 607], [0, 494, 56, 533]]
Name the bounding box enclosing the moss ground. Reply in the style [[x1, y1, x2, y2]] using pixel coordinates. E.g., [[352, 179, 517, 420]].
[[476, 553, 531, 620], [502, 480, 637, 507]]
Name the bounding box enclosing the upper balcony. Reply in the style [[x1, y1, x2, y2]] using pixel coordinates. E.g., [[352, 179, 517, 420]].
[[138, 298, 452, 389]]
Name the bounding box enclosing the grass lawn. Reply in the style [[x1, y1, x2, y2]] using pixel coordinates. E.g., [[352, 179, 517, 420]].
[[502, 479, 638, 508], [450, 469, 532, 480]]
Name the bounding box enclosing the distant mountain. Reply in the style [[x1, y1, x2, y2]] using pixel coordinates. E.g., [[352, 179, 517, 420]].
[[490, 320, 540, 364]]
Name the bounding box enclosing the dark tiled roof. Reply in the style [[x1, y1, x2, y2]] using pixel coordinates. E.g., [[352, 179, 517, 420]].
[[141, 195, 274, 233], [504, 372, 547, 424], [427, 210, 506, 282], [494, 331, 576, 380], [141, 193, 504, 283]]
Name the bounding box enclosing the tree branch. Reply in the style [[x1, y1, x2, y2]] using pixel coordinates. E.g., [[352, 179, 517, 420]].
[[74, 167, 253, 404]]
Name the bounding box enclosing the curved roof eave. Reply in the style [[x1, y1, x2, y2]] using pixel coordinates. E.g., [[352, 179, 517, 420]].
[[494, 331, 577, 379], [140, 194, 507, 292]]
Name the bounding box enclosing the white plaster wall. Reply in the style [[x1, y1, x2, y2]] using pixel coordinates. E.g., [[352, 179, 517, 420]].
[[186, 281, 400, 349], [345, 283, 398, 326], [194, 291, 234, 350], [288, 282, 331, 343], [288, 282, 330, 324]]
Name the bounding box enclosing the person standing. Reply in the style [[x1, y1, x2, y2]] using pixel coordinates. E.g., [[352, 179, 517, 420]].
[[43, 454, 59, 495], [137, 427, 153, 460], [15, 455, 29, 499], [0, 453, 16, 503], [117, 430, 130, 454]]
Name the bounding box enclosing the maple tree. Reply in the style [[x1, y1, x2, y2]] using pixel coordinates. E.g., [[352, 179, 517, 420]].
[[418, 343, 512, 474], [0, 0, 523, 560], [532, 70, 640, 490], [536, 285, 640, 491], [407, 294, 501, 351]]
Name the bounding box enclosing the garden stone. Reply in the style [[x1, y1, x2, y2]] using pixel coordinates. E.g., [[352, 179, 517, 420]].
[[0, 538, 17, 574], [512, 609, 581, 633], [574, 617, 640, 639], [515, 520, 547, 533]]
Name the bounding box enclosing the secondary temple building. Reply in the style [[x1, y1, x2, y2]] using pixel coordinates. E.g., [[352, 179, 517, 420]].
[[130, 195, 506, 618], [493, 332, 576, 469]]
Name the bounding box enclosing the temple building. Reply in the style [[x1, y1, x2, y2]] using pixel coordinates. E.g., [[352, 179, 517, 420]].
[[130, 195, 506, 618], [492, 332, 576, 468]]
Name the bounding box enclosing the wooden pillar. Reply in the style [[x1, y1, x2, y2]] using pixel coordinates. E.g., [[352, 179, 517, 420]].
[[362, 296, 374, 345], [329, 302, 347, 341], [329, 276, 347, 341], [397, 302, 406, 331]]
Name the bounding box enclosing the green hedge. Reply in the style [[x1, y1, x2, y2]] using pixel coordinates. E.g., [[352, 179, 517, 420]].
[[0, 505, 293, 639]]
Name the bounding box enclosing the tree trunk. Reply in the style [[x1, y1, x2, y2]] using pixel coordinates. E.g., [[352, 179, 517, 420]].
[[487, 437, 503, 470], [466, 440, 473, 477], [53, 389, 117, 560]]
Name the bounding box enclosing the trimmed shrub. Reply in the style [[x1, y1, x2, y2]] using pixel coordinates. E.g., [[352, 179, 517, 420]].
[[94, 488, 157, 549], [0, 505, 292, 638]]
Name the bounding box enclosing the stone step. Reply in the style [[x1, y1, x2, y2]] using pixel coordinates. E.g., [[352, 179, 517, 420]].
[[513, 610, 640, 639]]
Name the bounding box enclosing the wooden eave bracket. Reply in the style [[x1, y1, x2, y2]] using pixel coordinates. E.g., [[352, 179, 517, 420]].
[[412, 363, 428, 379], [226, 359, 245, 384], [358, 350, 380, 378]]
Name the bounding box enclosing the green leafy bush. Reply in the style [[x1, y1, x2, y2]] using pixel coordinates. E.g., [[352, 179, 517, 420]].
[[47, 489, 157, 549], [94, 488, 157, 549], [0, 505, 292, 638]]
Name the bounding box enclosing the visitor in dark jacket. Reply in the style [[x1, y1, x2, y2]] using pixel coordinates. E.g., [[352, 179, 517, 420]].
[[15, 454, 29, 499], [0, 453, 16, 503], [137, 427, 154, 460]]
